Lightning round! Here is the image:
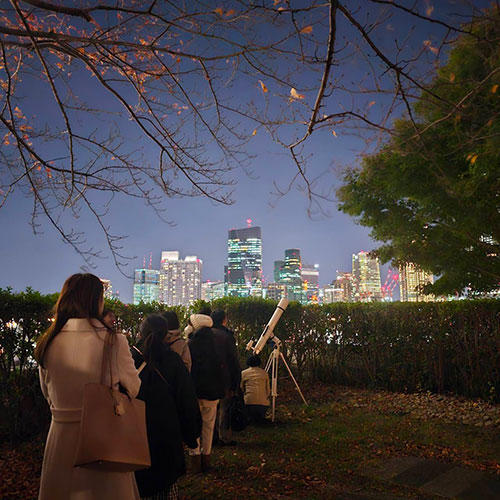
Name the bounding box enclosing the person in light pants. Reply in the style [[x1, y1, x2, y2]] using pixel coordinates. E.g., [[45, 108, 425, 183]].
[[188, 399, 219, 457]]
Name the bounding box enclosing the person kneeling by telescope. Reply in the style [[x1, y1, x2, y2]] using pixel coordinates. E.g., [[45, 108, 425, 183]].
[[246, 298, 307, 422], [240, 354, 271, 425]]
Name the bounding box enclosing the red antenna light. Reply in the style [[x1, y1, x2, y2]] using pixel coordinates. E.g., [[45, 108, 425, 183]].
[[246, 218, 252, 227], [149, 252, 153, 269]]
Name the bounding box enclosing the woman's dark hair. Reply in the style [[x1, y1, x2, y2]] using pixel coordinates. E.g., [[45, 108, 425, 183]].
[[211, 309, 226, 328], [162, 310, 179, 331], [247, 354, 261, 367], [198, 305, 212, 316], [35, 273, 104, 367], [139, 314, 169, 366]]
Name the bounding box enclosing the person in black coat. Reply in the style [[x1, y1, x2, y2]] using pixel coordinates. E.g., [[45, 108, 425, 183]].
[[187, 314, 225, 473], [211, 309, 242, 446], [132, 314, 201, 499]]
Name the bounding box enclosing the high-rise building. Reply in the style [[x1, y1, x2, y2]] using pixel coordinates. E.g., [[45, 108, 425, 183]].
[[160, 251, 202, 306], [273, 260, 284, 282], [352, 251, 382, 302], [399, 263, 434, 302], [278, 249, 302, 302], [264, 282, 288, 301], [201, 281, 226, 301], [226, 226, 262, 297], [133, 269, 160, 305], [100, 279, 113, 299], [323, 272, 354, 303], [323, 285, 344, 304], [331, 271, 354, 302], [301, 263, 320, 304]]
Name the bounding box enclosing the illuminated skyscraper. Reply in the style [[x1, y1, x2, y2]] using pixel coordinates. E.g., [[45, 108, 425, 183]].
[[160, 251, 202, 306], [273, 260, 284, 282], [100, 279, 113, 299], [201, 281, 226, 301], [279, 249, 303, 302], [226, 226, 262, 297], [333, 271, 354, 302], [399, 263, 434, 302], [323, 285, 343, 303], [301, 263, 320, 304], [264, 282, 287, 301], [323, 272, 354, 303], [133, 269, 160, 305], [352, 251, 382, 302]]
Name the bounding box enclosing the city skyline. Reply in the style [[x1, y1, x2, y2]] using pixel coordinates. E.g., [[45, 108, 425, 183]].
[[127, 224, 403, 306], [0, 81, 384, 304], [0, 1, 494, 304], [1, 208, 396, 303]]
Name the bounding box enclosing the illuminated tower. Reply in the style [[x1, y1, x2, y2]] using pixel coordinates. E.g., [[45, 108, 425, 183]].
[[226, 225, 262, 297], [159, 251, 202, 306], [301, 263, 320, 304], [352, 251, 382, 302], [334, 272, 354, 302], [201, 281, 226, 301], [100, 279, 113, 299], [279, 249, 302, 302], [399, 263, 434, 302], [273, 260, 284, 282], [133, 269, 160, 305]]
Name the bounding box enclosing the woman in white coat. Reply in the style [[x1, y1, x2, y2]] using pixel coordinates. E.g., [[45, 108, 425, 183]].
[[35, 273, 141, 500]]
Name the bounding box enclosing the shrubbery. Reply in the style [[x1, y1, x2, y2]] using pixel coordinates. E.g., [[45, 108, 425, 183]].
[[1, 288, 498, 442]]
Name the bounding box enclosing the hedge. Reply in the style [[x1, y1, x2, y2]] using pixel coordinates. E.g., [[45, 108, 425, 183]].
[[0, 288, 498, 442]]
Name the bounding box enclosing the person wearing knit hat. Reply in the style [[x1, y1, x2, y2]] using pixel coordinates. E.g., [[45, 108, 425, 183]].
[[189, 314, 213, 331], [187, 314, 224, 473], [184, 314, 212, 339]]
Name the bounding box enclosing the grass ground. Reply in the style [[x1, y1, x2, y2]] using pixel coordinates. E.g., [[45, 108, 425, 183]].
[[180, 381, 499, 499], [1, 381, 498, 499]]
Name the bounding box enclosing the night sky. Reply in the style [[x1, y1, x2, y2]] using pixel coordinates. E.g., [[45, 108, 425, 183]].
[[1, 1, 487, 302], [0, 130, 380, 302]]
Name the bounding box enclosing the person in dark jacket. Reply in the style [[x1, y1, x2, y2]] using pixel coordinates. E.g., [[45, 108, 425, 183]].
[[187, 314, 225, 473], [211, 309, 242, 446], [132, 314, 201, 499]]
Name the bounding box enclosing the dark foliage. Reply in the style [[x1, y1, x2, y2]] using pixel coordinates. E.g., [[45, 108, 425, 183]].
[[1, 289, 498, 442]]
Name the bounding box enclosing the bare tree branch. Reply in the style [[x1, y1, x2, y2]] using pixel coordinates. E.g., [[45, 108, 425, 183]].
[[0, 0, 494, 271]]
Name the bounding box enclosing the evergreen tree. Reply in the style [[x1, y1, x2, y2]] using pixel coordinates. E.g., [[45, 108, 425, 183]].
[[338, 9, 500, 295]]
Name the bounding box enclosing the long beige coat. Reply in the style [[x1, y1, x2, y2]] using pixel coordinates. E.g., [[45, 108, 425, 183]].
[[38, 318, 141, 500]]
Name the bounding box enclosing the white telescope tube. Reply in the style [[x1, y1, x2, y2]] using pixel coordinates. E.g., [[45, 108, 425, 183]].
[[253, 298, 289, 354]]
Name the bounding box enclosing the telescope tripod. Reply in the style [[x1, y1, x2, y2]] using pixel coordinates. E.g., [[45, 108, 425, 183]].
[[264, 337, 308, 422]]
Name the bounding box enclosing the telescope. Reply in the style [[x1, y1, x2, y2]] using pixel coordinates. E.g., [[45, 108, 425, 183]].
[[245, 297, 307, 421], [246, 298, 288, 354]]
